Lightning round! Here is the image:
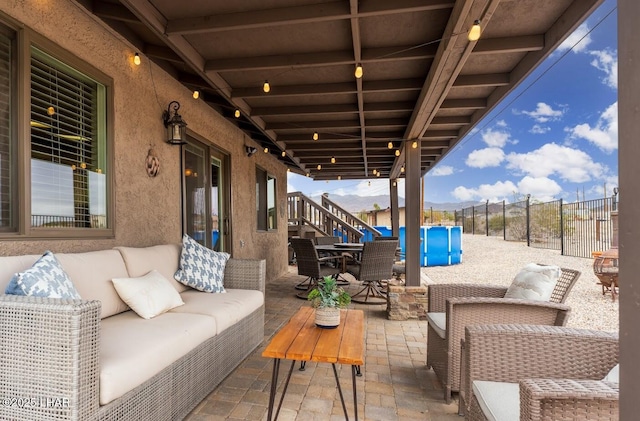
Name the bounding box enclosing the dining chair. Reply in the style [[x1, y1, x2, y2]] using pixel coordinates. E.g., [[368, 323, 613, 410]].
[[345, 240, 398, 305], [426, 266, 581, 403], [289, 237, 342, 298]]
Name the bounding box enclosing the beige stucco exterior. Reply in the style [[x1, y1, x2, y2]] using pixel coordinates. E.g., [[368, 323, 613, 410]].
[[0, 0, 288, 281]]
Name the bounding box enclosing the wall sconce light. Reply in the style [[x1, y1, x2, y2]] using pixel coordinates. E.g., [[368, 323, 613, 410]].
[[133, 53, 141, 66], [162, 101, 187, 145], [245, 146, 257, 157], [468, 19, 482, 41]]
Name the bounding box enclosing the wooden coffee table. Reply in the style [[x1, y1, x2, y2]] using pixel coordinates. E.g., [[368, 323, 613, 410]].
[[262, 306, 364, 420]]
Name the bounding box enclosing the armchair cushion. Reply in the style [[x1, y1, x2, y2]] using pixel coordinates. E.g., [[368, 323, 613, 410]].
[[175, 234, 229, 293], [112, 270, 184, 319], [504, 263, 561, 301], [426, 312, 447, 339], [5, 251, 81, 299], [472, 380, 519, 421]]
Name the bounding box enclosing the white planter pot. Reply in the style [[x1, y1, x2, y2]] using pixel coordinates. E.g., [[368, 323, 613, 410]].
[[314, 307, 341, 329]]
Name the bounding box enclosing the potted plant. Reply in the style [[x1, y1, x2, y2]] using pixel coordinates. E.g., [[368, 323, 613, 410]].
[[307, 276, 351, 328]]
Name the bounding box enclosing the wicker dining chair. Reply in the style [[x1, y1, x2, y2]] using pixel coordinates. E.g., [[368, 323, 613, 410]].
[[289, 237, 342, 298], [461, 324, 618, 420], [426, 266, 581, 403], [346, 240, 398, 305]]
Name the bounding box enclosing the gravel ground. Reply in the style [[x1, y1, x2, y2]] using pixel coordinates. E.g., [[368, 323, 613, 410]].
[[421, 234, 619, 332]]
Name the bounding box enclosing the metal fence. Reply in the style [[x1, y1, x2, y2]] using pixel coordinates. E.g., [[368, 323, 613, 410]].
[[454, 195, 618, 258]]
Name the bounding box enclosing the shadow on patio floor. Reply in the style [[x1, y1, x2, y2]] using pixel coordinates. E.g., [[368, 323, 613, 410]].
[[185, 266, 460, 421]]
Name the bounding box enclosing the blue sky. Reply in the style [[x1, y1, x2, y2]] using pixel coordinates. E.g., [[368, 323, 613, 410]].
[[288, 0, 618, 205]]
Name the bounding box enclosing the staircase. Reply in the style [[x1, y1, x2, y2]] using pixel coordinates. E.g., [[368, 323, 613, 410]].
[[287, 192, 381, 242]]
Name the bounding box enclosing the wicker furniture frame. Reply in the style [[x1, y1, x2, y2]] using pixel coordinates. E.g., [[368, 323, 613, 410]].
[[0, 258, 265, 421], [426, 267, 581, 403], [346, 240, 398, 305], [461, 324, 619, 421]]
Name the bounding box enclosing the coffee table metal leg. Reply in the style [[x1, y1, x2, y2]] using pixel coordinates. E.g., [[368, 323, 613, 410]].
[[267, 358, 280, 421], [332, 363, 349, 420], [352, 365, 359, 421]]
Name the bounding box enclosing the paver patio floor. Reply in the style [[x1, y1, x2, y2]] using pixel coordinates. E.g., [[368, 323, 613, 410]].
[[185, 266, 460, 421]]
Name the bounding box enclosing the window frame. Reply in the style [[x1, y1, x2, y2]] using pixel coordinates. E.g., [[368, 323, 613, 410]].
[[256, 166, 277, 232], [0, 17, 114, 239]]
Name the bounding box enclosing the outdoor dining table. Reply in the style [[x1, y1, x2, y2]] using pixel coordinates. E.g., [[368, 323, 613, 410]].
[[315, 243, 364, 272]]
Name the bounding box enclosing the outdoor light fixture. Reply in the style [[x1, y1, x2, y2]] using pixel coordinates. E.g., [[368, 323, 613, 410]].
[[338, 175, 341, 180], [372, 169, 377, 175], [468, 20, 482, 41], [312, 132, 319, 141], [401, 165, 405, 173], [162, 101, 187, 145], [412, 141, 418, 148], [317, 164, 321, 170], [263, 80, 270, 93], [281, 151, 286, 157], [263, 147, 269, 153], [354, 64, 363, 79], [331, 157, 336, 164], [192, 90, 200, 99], [388, 141, 393, 149], [395, 149, 400, 156], [234, 109, 241, 118], [133, 53, 141, 66], [245, 146, 257, 157]]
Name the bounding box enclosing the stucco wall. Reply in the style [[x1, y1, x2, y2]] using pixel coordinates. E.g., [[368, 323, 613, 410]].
[[0, 1, 288, 281]]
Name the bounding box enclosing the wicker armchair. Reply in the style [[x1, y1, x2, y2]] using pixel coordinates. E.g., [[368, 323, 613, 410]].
[[290, 237, 342, 298], [426, 267, 581, 403], [346, 240, 398, 304], [461, 324, 619, 421]]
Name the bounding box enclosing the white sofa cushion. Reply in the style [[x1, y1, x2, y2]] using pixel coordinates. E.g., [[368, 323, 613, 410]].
[[99, 311, 217, 405], [112, 270, 184, 319], [171, 289, 264, 334], [472, 380, 520, 421], [115, 244, 188, 293], [55, 250, 131, 319], [504, 263, 561, 301], [426, 312, 447, 339], [174, 235, 229, 293], [5, 251, 81, 299]]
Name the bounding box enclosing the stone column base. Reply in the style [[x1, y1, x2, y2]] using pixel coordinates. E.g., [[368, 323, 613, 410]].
[[386, 280, 428, 320]]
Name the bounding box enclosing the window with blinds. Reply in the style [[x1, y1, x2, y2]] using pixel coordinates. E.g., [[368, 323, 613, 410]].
[[0, 30, 16, 231], [30, 47, 107, 229]]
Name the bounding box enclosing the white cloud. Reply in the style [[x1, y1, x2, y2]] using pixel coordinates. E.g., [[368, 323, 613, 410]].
[[481, 128, 511, 148], [589, 49, 618, 89], [557, 23, 592, 53], [530, 124, 550, 134], [465, 147, 505, 168], [496, 120, 507, 128], [521, 102, 564, 123], [429, 165, 454, 176], [505, 143, 606, 183], [517, 176, 562, 202], [452, 180, 518, 202], [567, 102, 618, 153]]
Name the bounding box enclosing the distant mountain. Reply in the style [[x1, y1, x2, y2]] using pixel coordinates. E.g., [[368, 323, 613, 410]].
[[313, 193, 481, 212]]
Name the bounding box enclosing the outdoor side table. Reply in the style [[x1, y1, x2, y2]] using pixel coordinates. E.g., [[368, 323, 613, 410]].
[[262, 306, 364, 420]]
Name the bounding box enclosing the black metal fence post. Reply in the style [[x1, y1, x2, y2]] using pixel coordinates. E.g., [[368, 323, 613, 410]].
[[502, 200, 506, 240], [485, 200, 489, 236], [472, 206, 476, 234], [560, 198, 564, 255]]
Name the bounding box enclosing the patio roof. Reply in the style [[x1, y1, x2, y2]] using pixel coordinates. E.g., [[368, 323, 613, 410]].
[[79, 0, 603, 180]]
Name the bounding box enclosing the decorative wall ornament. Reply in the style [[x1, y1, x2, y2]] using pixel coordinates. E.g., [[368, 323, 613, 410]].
[[146, 148, 160, 177]]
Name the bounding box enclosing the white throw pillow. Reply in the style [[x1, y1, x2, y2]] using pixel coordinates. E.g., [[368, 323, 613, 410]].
[[504, 263, 561, 301], [112, 270, 184, 319], [4, 251, 81, 299], [174, 234, 229, 293], [603, 364, 619, 383]]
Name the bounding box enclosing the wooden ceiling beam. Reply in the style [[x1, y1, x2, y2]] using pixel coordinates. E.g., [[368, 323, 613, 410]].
[[473, 35, 545, 54], [92, 1, 140, 23], [453, 73, 510, 87]]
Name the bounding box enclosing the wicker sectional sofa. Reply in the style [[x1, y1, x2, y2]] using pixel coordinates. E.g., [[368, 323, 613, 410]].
[[0, 244, 266, 421]]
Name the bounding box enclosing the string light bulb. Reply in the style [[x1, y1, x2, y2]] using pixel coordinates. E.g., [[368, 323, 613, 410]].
[[317, 164, 321, 170], [354, 64, 363, 79], [412, 141, 418, 148], [395, 149, 400, 156], [192, 90, 200, 99], [388, 141, 393, 149], [263, 147, 269, 153], [312, 132, 319, 141], [338, 175, 342, 180], [234, 109, 241, 118], [401, 165, 405, 173], [133, 53, 141, 66], [468, 20, 482, 41], [372, 169, 377, 175], [47, 106, 55, 116], [331, 157, 336, 164], [263, 80, 270, 93], [281, 151, 286, 157], [376, 172, 380, 177]]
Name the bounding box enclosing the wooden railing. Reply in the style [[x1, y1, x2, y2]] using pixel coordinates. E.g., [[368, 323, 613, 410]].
[[287, 192, 381, 242]]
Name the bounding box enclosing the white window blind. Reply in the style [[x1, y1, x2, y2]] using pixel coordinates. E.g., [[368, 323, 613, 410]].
[[30, 47, 107, 228]]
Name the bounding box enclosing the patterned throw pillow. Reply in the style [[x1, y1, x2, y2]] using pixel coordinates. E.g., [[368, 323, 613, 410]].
[[174, 234, 230, 293], [4, 251, 81, 299]]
